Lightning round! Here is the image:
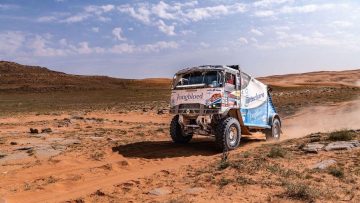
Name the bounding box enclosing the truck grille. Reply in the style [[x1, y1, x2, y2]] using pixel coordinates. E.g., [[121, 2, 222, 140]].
[[179, 103, 200, 109], [170, 103, 220, 115]]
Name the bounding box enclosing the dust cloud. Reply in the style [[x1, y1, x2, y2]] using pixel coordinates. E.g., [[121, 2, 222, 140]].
[[282, 99, 360, 139]]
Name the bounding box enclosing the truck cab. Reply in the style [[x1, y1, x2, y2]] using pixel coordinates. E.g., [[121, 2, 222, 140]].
[[170, 65, 281, 151]]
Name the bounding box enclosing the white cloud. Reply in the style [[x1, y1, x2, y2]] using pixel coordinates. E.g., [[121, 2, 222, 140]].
[[85, 4, 115, 15], [112, 27, 127, 41], [110, 41, 179, 54], [118, 4, 151, 24], [92, 27, 99, 33], [200, 42, 210, 48], [61, 13, 91, 23], [157, 20, 176, 36], [238, 37, 248, 45], [0, 31, 25, 54], [251, 28, 264, 36], [280, 4, 336, 14], [151, 1, 176, 20], [254, 31, 343, 49], [331, 21, 353, 28], [37, 16, 57, 22], [76, 42, 104, 54], [254, 0, 293, 8], [141, 41, 179, 52], [29, 35, 67, 56], [110, 43, 135, 54], [0, 4, 19, 10], [254, 10, 275, 17]]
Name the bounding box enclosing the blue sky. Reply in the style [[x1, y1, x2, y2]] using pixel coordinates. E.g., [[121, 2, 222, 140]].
[[1, 0, 360, 78]]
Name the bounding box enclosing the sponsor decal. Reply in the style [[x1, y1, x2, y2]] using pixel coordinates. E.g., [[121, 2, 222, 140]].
[[177, 93, 203, 101], [245, 93, 265, 104]]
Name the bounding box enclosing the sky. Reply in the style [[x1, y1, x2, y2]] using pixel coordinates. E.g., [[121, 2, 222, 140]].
[[1, 0, 360, 79]]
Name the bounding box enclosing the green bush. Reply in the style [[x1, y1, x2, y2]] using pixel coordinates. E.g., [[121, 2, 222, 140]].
[[284, 182, 317, 201], [328, 130, 354, 141], [267, 146, 287, 158], [328, 167, 344, 178]]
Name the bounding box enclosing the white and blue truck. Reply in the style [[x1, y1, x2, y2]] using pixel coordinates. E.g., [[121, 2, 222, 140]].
[[170, 65, 281, 151]]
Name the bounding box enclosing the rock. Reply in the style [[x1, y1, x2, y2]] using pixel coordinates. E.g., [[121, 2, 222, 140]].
[[10, 141, 17, 145], [118, 160, 129, 166], [36, 148, 62, 159], [0, 152, 7, 159], [325, 141, 358, 151], [148, 187, 171, 196], [41, 128, 52, 133], [185, 187, 206, 195], [16, 146, 33, 151], [71, 115, 84, 120], [61, 139, 81, 145], [89, 136, 104, 141], [30, 128, 39, 134], [311, 159, 336, 169], [302, 143, 325, 153], [157, 109, 164, 114]]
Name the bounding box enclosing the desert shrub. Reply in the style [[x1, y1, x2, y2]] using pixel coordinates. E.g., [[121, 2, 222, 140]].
[[217, 159, 230, 170], [136, 132, 145, 136], [91, 151, 104, 161], [155, 127, 165, 133], [328, 130, 354, 141], [267, 146, 287, 158], [284, 182, 317, 201], [242, 151, 251, 158], [236, 176, 255, 185], [328, 167, 344, 178], [218, 177, 232, 187]]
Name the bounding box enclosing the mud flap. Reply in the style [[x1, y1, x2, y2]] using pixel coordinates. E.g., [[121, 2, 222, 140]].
[[228, 109, 251, 135]]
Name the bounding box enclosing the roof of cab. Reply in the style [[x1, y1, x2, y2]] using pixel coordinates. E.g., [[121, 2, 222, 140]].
[[176, 65, 240, 75]]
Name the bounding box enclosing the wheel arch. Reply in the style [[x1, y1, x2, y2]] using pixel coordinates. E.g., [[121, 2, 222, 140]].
[[224, 108, 251, 135], [270, 114, 282, 127]]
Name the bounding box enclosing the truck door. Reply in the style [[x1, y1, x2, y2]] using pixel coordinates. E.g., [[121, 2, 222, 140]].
[[224, 72, 237, 107]]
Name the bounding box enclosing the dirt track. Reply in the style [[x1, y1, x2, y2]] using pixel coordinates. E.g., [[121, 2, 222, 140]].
[[0, 100, 359, 203]]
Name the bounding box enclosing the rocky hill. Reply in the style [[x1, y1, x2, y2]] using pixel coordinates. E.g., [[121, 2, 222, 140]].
[[0, 61, 170, 92]]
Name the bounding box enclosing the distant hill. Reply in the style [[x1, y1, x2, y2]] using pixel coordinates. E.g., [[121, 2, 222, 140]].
[[1, 61, 358, 92], [257, 69, 360, 87], [0, 61, 171, 92]]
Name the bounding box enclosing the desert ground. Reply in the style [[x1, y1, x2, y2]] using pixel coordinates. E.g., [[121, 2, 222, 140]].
[[0, 61, 360, 203]]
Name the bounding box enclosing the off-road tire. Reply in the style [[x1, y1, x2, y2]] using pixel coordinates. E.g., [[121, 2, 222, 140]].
[[265, 118, 281, 141], [170, 115, 193, 144], [215, 117, 241, 151]]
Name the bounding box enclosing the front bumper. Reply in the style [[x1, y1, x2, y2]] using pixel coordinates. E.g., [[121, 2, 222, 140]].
[[170, 103, 220, 115]]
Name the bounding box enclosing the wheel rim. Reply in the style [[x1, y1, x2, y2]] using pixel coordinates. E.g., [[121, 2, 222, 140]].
[[228, 125, 238, 147], [273, 122, 280, 138]]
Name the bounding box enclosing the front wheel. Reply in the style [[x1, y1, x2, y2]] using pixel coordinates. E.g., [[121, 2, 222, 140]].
[[265, 118, 281, 141], [170, 115, 193, 144], [215, 117, 241, 151]]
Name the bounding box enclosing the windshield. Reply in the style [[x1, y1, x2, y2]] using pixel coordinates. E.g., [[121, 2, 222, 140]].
[[173, 71, 223, 89]]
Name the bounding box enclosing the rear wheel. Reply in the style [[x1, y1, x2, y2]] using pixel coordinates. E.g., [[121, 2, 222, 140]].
[[215, 117, 241, 151], [170, 115, 193, 144], [265, 118, 281, 140]]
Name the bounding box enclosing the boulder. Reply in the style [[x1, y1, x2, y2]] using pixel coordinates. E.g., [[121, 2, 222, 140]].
[[41, 128, 52, 133], [302, 143, 325, 153], [185, 187, 206, 195], [311, 159, 336, 169], [325, 141, 359, 151], [148, 187, 171, 196], [30, 128, 39, 134]]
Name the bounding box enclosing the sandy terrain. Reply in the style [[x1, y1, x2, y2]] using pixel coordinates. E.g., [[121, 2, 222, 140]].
[[0, 99, 359, 203], [1, 62, 360, 202]]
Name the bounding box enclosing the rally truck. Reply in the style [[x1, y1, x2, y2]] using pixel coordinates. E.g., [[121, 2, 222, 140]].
[[169, 65, 281, 151]]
